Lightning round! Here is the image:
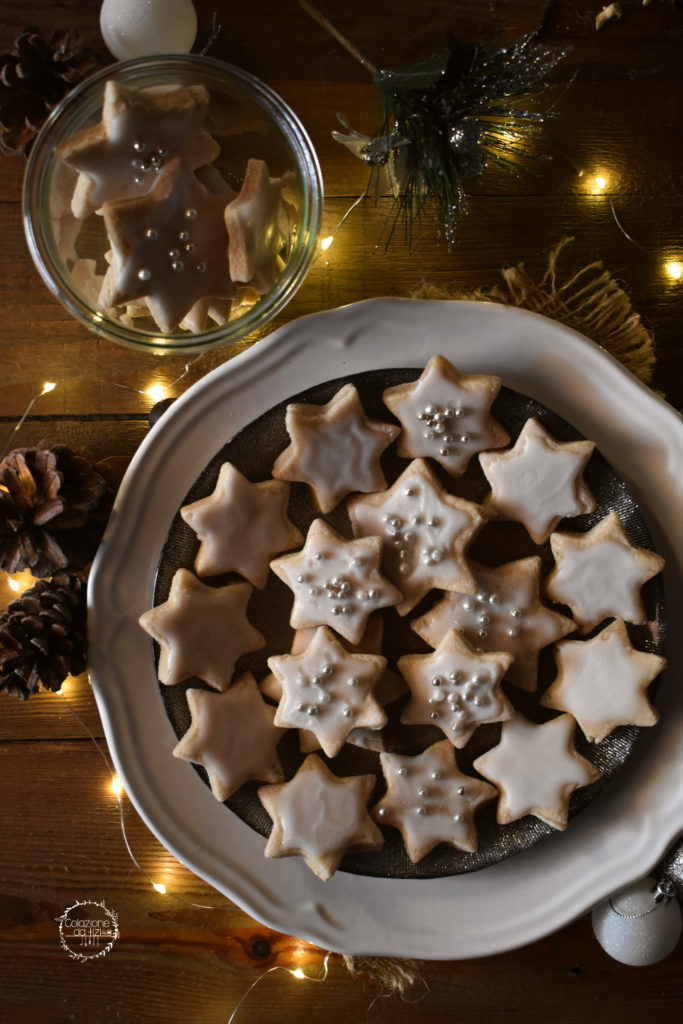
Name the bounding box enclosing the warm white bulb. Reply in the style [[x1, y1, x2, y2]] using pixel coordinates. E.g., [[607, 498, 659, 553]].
[[152, 882, 167, 894], [8, 578, 21, 592], [594, 175, 607, 191], [42, 381, 56, 394], [291, 968, 305, 979], [665, 261, 683, 280], [111, 775, 124, 796], [146, 384, 167, 402], [320, 235, 334, 251]]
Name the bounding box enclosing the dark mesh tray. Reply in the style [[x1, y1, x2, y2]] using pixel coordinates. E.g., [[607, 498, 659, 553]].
[[152, 368, 666, 879]]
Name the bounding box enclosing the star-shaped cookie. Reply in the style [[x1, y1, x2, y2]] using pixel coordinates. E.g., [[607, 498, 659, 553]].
[[398, 628, 514, 747], [347, 458, 484, 615], [544, 510, 665, 632], [272, 384, 399, 513], [138, 568, 265, 690], [479, 418, 596, 544], [541, 619, 665, 742], [411, 557, 574, 691], [180, 463, 302, 587], [472, 712, 600, 829], [382, 354, 509, 476], [225, 158, 285, 293], [258, 754, 383, 880], [99, 157, 234, 333], [270, 519, 402, 644], [57, 79, 220, 217], [268, 626, 387, 757], [373, 740, 496, 861], [173, 673, 286, 801]]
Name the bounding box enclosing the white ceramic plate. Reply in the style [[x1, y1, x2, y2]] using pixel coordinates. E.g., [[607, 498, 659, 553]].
[[88, 299, 683, 959]]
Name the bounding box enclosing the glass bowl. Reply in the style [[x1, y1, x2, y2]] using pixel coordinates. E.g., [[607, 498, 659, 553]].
[[23, 54, 323, 355]]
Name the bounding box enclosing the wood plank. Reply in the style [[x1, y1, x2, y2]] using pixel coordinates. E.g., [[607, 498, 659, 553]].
[[0, 740, 681, 1022], [2, 194, 681, 413]]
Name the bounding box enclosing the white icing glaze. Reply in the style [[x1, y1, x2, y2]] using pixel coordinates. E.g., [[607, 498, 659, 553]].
[[270, 520, 401, 644], [374, 740, 496, 860], [273, 769, 370, 855], [543, 619, 663, 742], [259, 755, 381, 879], [399, 629, 512, 747], [101, 157, 233, 334], [273, 384, 398, 513], [180, 463, 302, 587], [546, 513, 664, 630], [173, 674, 284, 800], [138, 569, 264, 690], [348, 459, 482, 614], [473, 713, 599, 828], [269, 626, 386, 757], [383, 355, 508, 475], [59, 79, 218, 214], [411, 558, 573, 691], [480, 418, 594, 543]]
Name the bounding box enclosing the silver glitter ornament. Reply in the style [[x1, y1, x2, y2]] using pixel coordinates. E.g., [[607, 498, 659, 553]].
[[591, 877, 682, 966]]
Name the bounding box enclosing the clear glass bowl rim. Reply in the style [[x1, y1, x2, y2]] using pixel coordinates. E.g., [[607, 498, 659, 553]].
[[22, 53, 324, 354]]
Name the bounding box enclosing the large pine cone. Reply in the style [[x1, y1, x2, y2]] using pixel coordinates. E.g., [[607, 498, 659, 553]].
[[0, 26, 99, 156], [0, 571, 87, 699], [0, 442, 112, 578]]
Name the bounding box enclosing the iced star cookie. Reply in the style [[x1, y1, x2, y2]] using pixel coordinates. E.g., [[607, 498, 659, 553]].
[[57, 79, 220, 218], [225, 158, 285, 294], [180, 463, 302, 587], [270, 519, 402, 644], [382, 354, 509, 476], [347, 459, 484, 615], [541, 619, 665, 743], [268, 626, 387, 757], [173, 673, 285, 801], [272, 384, 399, 514], [258, 754, 383, 880], [472, 712, 600, 829], [372, 740, 497, 861], [544, 510, 665, 632], [479, 418, 596, 544], [99, 157, 234, 333], [411, 556, 574, 691], [398, 629, 514, 747], [138, 568, 265, 690]]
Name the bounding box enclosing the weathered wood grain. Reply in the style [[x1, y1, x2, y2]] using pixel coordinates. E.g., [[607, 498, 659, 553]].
[[1, 1, 683, 1020]]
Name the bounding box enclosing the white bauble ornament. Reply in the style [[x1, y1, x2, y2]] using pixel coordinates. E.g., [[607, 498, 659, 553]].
[[592, 877, 682, 966], [100, 0, 197, 61]]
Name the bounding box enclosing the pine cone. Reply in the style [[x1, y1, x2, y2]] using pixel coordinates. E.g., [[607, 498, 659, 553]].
[[0, 441, 112, 577], [0, 571, 87, 699], [0, 26, 99, 156]]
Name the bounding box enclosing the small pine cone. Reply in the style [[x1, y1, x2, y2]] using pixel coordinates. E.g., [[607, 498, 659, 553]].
[[0, 441, 112, 577], [0, 571, 87, 700], [0, 26, 99, 156]]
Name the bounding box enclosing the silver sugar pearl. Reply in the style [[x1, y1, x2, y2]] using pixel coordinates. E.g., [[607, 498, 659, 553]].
[[137, 268, 151, 282]]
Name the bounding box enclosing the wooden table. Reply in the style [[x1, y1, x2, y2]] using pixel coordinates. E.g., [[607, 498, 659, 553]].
[[1, 1, 682, 1021]]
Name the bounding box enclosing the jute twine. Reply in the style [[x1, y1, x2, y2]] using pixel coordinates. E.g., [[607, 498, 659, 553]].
[[343, 238, 657, 988], [411, 236, 657, 388]]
